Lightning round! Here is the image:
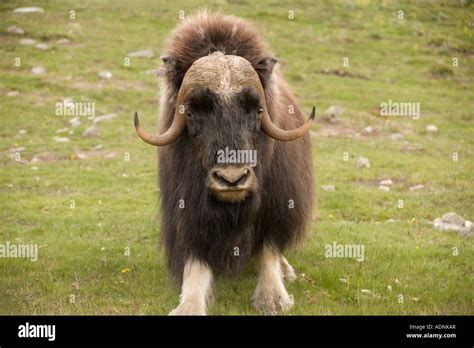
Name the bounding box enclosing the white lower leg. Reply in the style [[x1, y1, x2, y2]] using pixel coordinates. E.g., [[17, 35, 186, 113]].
[[169, 259, 213, 315], [253, 245, 294, 314], [280, 255, 297, 282]]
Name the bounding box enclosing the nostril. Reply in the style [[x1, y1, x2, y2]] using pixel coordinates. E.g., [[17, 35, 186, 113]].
[[213, 168, 249, 187]]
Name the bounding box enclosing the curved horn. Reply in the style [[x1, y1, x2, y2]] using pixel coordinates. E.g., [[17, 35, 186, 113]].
[[261, 105, 315, 142], [134, 109, 186, 146]]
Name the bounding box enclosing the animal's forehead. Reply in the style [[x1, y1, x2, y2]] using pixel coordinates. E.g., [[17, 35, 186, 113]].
[[181, 53, 261, 97]]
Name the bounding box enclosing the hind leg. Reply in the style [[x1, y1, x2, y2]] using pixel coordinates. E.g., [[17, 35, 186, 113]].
[[280, 255, 296, 282]]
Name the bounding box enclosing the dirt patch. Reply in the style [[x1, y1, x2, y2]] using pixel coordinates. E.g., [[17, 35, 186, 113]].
[[317, 68, 370, 80]]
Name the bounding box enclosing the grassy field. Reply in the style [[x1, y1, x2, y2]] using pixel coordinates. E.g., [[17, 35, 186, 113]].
[[0, 0, 473, 315]]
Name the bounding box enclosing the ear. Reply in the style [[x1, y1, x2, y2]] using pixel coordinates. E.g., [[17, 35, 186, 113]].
[[157, 55, 181, 76], [254, 56, 278, 89]]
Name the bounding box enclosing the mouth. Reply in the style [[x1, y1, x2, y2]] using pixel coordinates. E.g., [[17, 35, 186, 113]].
[[211, 188, 250, 202]]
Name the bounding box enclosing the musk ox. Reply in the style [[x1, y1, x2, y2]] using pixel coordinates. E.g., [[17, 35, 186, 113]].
[[134, 12, 315, 315]]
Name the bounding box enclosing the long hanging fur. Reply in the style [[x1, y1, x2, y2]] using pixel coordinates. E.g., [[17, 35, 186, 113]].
[[157, 11, 315, 282]]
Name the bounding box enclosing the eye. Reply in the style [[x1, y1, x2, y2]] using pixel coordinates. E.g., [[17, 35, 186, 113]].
[[257, 108, 263, 115]]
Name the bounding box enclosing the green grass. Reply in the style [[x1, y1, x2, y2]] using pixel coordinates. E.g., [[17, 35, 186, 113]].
[[0, 0, 473, 315]]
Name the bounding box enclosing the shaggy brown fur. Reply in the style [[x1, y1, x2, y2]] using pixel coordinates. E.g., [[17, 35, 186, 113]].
[[156, 11, 315, 282]]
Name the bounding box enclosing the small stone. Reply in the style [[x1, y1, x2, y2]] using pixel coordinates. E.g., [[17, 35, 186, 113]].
[[31, 66, 45, 75], [36, 43, 51, 50], [20, 38, 37, 45], [93, 113, 117, 124], [356, 156, 370, 168], [386, 219, 395, 223], [53, 136, 70, 143], [390, 133, 403, 141], [441, 212, 465, 227], [387, 285, 392, 292], [18, 129, 27, 135], [339, 278, 348, 283], [14, 7, 44, 13], [426, 124, 438, 132], [7, 90, 19, 97], [56, 128, 69, 134], [75, 151, 87, 160], [98, 71, 113, 79], [361, 289, 372, 294], [82, 126, 99, 137], [31, 152, 59, 163], [10, 147, 25, 153], [69, 117, 81, 127], [127, 49, 155, 58], [379, 185, 390, 192], [409, 184, 424, 191], [7, 25, 25, 35], [323, 105, 345, 122], [104, 152, 117, 159], [321, 185, 335, 192], [433, 213, 472, 236], [362, 126, 373, 134], [380, 179, 393, 186], [56, 38, 70, 45], [93, 144, 103, 150]]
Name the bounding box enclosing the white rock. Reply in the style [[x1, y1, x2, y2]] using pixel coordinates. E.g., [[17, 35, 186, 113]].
[[18, 129, 27, 135], [7, 25, 25, 35], [361, 289, 372, 294], [426, 124, 438, 132], [98, 71, 113, 79], [379, 185, 390, 192], [93, 144, 103, 150], [7, 90, 19, 97], [53, 136, 70, 143], [104, 152, 117, 159], [20, 38, 37, 45], [31, 66, 45, 75], [36, 43, 51, 50], [441, 212, 465, 226], [433, 218, 471, 236], [465, 220, 472, 229], [75, 152, 87, 159], [380, 179, 393, 186], [69, 117, 81, 127], [323, 105, 345, 121], [82, 126, 99, 137], [362, 126, 373, 134], [56, 38, 70, 45], [127, 49, 155, 58], [409, 184, 424, 191], [93, 113, 117, 124], [31, 152, 58, 163], [390, 133, 403, 140], [14, 7, 44, 13], [356, 156, 370, 168], [321, 185, 335, 192], [10, 147, 25, 152], [56, 128, 69, 134]]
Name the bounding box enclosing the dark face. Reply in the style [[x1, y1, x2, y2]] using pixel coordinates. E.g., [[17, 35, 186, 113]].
[[184, 86, 263, 202]]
